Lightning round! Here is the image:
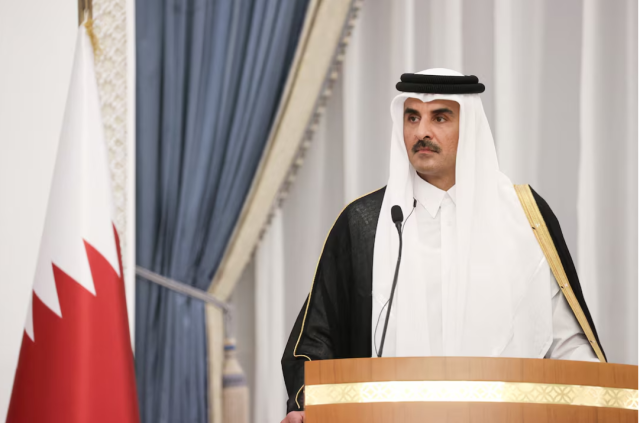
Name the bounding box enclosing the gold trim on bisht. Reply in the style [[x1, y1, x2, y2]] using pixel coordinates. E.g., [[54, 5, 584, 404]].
[[514, 184, 606, 362], [305, 380, 638, 410]]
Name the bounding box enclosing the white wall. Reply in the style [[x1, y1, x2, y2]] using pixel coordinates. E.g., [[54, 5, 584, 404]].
[[0, 1, 77, 420]]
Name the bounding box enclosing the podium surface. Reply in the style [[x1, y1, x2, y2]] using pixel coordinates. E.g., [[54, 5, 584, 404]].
[[304, 357, 638, 422]]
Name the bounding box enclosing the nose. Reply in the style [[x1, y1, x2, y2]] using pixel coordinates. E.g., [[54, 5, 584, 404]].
[[415, 118, 434, 141]]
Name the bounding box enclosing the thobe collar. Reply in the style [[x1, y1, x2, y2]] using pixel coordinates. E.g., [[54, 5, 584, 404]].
[[413, 172, 457, 218]]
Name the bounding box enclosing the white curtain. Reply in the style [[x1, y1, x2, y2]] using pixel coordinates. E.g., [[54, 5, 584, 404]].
[[253, 210, 286, 423], [577, 0, 638, 367], [250, 0, 637, 420]]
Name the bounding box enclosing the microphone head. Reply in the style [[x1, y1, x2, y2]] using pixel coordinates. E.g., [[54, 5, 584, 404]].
[[391, 205, 404, 224]]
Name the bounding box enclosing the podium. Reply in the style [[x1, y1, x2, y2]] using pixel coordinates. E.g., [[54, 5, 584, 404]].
[[304, 357, 638, 422]]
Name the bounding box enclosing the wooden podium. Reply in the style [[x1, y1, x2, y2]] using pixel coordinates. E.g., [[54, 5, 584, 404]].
[[304, 357, 638, 422]]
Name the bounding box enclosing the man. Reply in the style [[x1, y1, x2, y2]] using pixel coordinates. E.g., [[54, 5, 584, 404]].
[[280, 69, 605, 423]]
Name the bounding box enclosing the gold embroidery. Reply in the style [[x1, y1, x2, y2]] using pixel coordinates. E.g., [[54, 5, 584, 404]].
[[305, 380, 637, 409], [294, 384, 305, 409], [514, 184, 606, 362]]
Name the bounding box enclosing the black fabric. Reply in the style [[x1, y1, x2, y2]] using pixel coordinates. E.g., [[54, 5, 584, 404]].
[[396, 73, 485, 94], [281, 185, 604, 413], [396, 82, 485, 94], [530, 186, 606, 361], [281, 187, 385, 413], [400, 73, 480, 85]]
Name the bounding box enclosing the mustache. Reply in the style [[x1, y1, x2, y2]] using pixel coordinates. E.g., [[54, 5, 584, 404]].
[[412, 139, 441, 154]]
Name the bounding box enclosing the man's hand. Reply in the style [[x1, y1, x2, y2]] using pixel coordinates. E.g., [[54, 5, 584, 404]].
[[281, 411, 305, 423]]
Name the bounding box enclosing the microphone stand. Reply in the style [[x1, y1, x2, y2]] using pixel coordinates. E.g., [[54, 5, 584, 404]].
[[377, 220, 403, 357]]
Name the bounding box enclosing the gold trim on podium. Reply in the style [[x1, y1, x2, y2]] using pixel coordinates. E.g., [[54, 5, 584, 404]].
[[305, 380, 638, 410]]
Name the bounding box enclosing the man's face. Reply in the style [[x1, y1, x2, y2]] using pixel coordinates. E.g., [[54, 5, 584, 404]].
[[403, 98, 460, 181]]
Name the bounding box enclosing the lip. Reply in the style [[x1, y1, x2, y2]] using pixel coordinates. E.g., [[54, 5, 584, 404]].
[[416, 148, 437, 154]]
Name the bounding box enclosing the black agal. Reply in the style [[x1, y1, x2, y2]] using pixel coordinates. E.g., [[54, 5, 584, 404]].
[[396, 73, 485, 94]]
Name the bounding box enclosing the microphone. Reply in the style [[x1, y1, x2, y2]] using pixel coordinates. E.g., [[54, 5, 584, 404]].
[[391, 205, 404, 226], [377, 205, 404, 357]]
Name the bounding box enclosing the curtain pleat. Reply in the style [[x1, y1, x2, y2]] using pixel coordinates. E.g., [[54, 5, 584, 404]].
[[577, 0, 638, 365]]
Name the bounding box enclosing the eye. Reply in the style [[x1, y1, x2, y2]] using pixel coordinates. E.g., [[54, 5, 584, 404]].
[[435, 116, 447, 123], [408, 115, 419, 123]]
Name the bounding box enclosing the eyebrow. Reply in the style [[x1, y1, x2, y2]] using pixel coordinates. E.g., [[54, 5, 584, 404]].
[[431, 108, 454, 116], [404, 107, 455, 116], [404, 108, 420, 116]]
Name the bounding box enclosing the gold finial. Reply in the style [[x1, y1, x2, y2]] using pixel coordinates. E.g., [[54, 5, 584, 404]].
[[78, 0, 100, 55], [77, 0, 92, 26]]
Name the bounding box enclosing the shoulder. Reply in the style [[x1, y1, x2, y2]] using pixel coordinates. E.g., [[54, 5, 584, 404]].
[[527, 186, 559, 225], [522, 185, 569, 258], [326, 187, 386, 242], [343, 186, 386, 225]]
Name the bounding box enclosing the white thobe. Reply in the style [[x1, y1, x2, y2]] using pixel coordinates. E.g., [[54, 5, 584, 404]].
[[412, 174, 598, 361]]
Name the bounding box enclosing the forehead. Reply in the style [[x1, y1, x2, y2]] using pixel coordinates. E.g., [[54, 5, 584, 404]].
[[403, 97, 460, 113]]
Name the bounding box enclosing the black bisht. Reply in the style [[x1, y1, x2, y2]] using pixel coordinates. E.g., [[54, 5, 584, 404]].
[[281, 186, 604, 413]]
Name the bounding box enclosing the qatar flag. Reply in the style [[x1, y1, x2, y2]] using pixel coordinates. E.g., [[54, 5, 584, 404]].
[[6, 24, 140, 423]]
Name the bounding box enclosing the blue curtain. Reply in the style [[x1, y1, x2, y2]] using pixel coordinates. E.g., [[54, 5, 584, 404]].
[[135, 0, 310, 422]]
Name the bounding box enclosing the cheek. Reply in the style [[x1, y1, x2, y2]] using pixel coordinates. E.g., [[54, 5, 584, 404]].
[[437, 127, 459, 155], [403, 125, 415, 149], [451, 128, 460, 153]]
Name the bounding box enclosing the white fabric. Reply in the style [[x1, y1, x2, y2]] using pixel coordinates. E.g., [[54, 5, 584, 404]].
[[411, 175, 597, 361], [254, 210, 286, 423], [412, 174, 456, 356], [372, 68, 551, 359], [547, 279, 599, 362]]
